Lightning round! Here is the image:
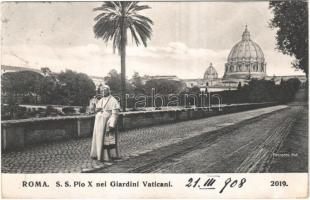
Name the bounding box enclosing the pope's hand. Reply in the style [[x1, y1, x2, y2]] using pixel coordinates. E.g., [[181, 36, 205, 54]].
[[107, 120, 115, 128], [109, 126, 115, 132]]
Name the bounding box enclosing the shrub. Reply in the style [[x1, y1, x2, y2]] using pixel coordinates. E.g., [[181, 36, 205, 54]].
[[1, 104, 11, 120], [79, 106, 87, 114], [62, 106, 76, 115], [15, 106, 27, 119], [46, 106, 59, 116]]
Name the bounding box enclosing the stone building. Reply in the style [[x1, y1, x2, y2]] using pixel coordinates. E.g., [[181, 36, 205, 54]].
[[140, 75, 180, 84], [184, 26, 268, 91], [183, 63, 224, 91], [204, 63, 218, 80], [182, 26, 306, 91]]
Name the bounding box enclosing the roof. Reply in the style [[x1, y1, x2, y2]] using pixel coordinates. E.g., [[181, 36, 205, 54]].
[[182, 78, 204, 82], [204, 63, 218, 79], [227, 26, 265, 63], [149, 75, 178, 79], [1, 65, 42, 74], [89, 75, 105, 80]]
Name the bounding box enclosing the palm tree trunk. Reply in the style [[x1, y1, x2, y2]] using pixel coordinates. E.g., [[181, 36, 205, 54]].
[[121, 49, 126, 112], [120, 16, 127, 112]]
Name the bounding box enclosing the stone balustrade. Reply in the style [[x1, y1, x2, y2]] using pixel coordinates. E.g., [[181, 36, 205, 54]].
[[1, 102, 277, 152]]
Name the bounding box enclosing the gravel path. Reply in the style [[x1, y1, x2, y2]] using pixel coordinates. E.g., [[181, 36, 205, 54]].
[[268, 89, 308, 172], [94, 89, 307, 173], [96, 105, 302, 173]]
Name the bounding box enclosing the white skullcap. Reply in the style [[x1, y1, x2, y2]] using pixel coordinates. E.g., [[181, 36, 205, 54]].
[[102, 84, 110, 89]]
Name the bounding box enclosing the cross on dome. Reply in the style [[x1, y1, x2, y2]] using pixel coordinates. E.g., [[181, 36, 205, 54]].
[[242, 25, 251, 41]]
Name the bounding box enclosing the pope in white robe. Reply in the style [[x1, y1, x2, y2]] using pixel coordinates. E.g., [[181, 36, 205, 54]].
[[89, 85, 120, 162]]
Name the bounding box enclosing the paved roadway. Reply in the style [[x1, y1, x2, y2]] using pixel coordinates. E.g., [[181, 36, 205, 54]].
[[95, 88, 308, 173], [1, 89, 307, 173]]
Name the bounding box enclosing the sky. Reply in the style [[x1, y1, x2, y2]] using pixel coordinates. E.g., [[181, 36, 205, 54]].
[[1, 1, 305, 79]]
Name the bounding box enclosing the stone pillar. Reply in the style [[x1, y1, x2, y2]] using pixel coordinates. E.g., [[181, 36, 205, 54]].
[[2, 126, 25, 151], [77, 117, 94, 137]]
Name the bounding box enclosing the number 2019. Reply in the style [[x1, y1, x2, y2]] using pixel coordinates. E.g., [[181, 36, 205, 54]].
[[270, 181, 288, 187]]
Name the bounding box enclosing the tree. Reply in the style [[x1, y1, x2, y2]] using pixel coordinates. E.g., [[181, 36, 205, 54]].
[[41, 67, 52, 77], [2, 71, 44, 118], [274, 78, 301, 102], [55, 70, 96, 106], [237, 82, 242, 90], [104, 69, 122, 93], [104, 69, 134, 95], [247, 79, 276, 102], [93, 2, 153, 111], [2, 71, 44, 104], [188, 86, 201, 94], [269, 1, 308, 77], [144, 79, 186, 95], [131, 72, 145, 94], [39, 67, 58, 104], [40, 75, 57, 104]]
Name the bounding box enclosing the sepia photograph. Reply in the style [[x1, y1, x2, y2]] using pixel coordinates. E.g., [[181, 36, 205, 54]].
[[1, 0, 308, 198]]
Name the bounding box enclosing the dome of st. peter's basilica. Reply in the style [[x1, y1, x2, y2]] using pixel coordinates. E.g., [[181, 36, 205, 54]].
[[223, 26, 266, 80]]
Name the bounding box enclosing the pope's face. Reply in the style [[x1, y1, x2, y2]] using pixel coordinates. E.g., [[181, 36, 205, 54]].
[[102, 87, 110, 97]]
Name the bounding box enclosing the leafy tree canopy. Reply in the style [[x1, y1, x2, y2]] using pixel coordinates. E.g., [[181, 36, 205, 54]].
[[144, 79, 186, 95], [93, 1, 153, 53], [104, 69, 134, 95], [2, 71, 43, 96], [56, 70, 96, 106], [188, 86, 201, 94], [269, 1, 308, 76], [131, 72, 145, 94]]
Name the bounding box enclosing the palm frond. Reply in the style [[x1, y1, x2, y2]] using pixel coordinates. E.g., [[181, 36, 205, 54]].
[[128, 25, 141, 46], [132, 14, 153, 25], [112, 28, 121, 53], [132, 22, 151, 47], [93, 1, 153, 53], [94, 17, 119, 40], [125, 2, 139, 13], [131, 5, 151, 12], [94, 2, 121, 15]]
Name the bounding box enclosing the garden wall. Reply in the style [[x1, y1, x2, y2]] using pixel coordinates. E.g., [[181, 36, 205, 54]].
[[1, 102, 277, 152]]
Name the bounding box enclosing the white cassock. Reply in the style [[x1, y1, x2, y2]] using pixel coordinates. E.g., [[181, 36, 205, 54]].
[[90, 95, 120, 161]]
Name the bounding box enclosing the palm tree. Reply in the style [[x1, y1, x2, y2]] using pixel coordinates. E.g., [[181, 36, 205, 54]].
[[93, 1, 153, 112]]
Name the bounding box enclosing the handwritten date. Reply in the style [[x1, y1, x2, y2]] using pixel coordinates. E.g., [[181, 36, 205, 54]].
[[185, 177, 246, 194]]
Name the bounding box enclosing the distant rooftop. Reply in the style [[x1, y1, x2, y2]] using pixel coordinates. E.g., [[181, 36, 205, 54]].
[[1, 65, 106, 79], [89, 75, 105, 80], [1, 65, 41, 74], [148, 75, 178, 78]]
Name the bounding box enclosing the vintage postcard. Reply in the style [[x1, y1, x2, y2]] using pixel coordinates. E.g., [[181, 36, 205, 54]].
[[1, 0, 308, 199]]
